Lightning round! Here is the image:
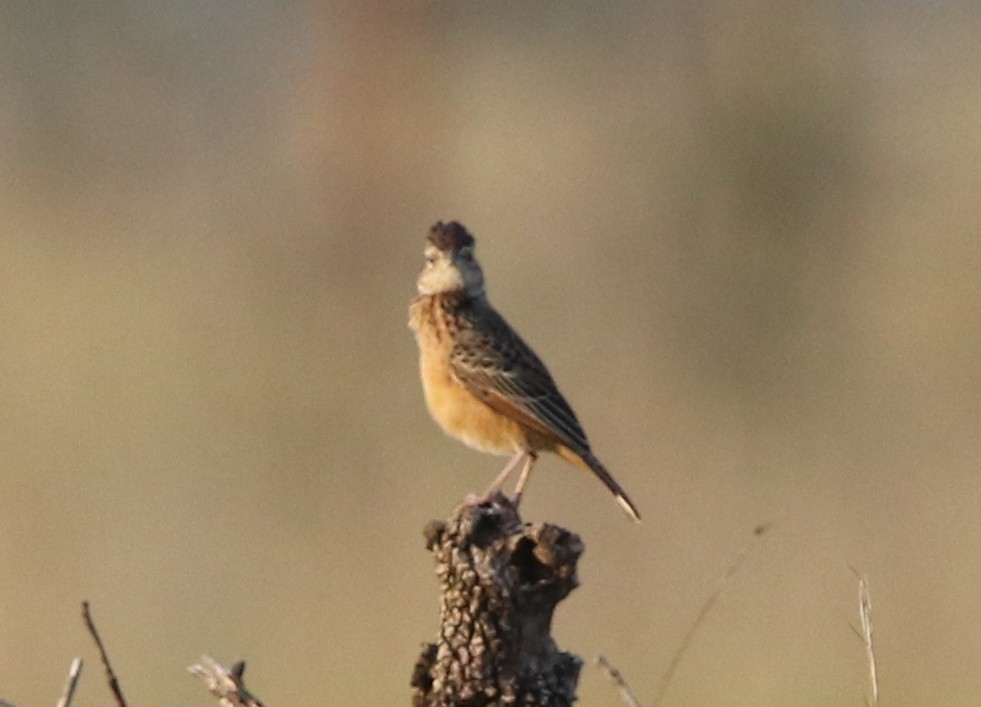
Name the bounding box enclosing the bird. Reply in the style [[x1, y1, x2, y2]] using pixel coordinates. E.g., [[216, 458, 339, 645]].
[[408, 220, 641, 522]]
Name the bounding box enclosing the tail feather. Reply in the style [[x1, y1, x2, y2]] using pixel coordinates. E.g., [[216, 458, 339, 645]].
[[558, 447, 642, 522]]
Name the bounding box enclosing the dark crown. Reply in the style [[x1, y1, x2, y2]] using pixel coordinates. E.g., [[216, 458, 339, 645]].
[[427, 221, 475, 252]]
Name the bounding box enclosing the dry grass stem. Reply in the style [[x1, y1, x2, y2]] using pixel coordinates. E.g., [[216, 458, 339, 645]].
[[652, 523, 771, 707], [596, 655, 644, 707], [188, 656, 266, 707], [81, 601, 128, 707], [55, 657, 83, 707], [852, 571, 879, 706]]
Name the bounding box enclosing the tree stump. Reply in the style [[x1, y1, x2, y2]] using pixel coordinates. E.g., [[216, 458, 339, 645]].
[[411, 493, 584, 706]]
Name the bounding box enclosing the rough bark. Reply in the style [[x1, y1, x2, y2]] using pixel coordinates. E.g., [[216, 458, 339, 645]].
[[411, 493, 584, 706]]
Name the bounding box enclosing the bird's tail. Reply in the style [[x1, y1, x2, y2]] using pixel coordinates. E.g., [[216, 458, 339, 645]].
[[558, 447, 642, 522]]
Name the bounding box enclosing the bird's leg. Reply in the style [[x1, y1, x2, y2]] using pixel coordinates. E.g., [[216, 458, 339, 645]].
[[485, 451, 526, 496], [512, 452, 538, 506]]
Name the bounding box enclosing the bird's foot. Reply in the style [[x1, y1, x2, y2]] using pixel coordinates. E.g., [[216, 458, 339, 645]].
[[465, 489, 515, 510]]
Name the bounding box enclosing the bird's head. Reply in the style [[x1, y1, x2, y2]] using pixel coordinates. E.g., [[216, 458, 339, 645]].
[[416, 221, 485, 297]]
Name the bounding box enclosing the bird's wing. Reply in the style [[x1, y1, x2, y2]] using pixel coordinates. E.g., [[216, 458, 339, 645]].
[[449, 304, 590, 454]]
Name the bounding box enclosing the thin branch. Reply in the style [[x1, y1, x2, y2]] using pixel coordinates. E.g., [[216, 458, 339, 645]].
[[55, 657, 83, 707], [595, 655, 644, 707], [652, 523, 771, 707], [81, 601, 128, 707], [188, 656, 266, 707]]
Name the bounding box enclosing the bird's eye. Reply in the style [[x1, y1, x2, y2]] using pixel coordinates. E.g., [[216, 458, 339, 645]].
[[458, 247, 473, 261]]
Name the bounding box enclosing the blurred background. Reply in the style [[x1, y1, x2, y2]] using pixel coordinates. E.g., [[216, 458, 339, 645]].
[[1, 1, 980, 704]]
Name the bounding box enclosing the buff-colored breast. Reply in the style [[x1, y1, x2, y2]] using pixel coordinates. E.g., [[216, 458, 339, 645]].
[[410, 296, 527, 456]]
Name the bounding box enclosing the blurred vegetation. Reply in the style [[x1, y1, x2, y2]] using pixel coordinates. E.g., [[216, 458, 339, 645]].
[[1, 1, 980, 704]]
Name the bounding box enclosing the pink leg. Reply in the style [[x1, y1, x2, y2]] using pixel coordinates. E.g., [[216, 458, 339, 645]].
[[485, 452, 526, 496], [512, 453, 538, 506]]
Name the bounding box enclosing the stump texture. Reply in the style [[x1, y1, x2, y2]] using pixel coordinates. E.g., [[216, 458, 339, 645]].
[[411, 494, 583, 706]]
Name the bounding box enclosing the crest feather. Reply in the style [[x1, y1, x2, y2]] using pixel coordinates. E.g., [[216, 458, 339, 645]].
[[427, 221, 475, 252]]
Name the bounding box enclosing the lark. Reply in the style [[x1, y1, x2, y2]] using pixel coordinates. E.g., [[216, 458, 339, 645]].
[[408, 221, 640, 521]]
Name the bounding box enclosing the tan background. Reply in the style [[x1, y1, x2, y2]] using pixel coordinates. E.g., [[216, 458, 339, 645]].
[[2, 2, 980, 705]]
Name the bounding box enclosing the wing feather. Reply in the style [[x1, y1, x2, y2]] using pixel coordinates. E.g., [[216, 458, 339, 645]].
[[449, 304, 591, 454]]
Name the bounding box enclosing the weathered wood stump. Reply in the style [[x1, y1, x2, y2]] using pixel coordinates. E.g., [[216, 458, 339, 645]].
[[411, 493, 584, 706]]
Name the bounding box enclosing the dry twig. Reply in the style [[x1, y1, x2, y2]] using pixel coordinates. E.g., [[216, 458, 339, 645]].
[[55, 657, 83, 707], [596, 655, 644, 707], [188, 656, 266, 707], [81, 601, 128, 707]]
